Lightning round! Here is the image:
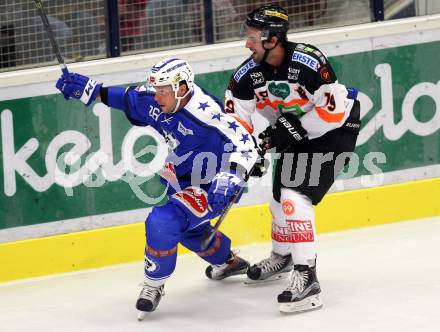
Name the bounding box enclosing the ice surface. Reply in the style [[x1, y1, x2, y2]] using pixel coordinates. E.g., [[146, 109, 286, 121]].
[[1, 217, 439, 332]]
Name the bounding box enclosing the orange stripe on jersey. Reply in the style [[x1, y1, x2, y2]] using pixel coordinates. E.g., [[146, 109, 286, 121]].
[[230, 113, 254, 134], [315, 107, 345, 123], [256, 98, 308, 111]]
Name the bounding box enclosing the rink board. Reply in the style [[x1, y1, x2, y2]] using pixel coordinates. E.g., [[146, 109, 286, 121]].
[[1, 16, 440, 238], [1, 177, 439, 283], [1, 15, 440, 283]]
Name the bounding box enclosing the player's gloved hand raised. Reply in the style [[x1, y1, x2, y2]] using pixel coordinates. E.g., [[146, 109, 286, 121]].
[[208, 171, 244, 215], [55, 72, 102, 106], [258, 113, 307, 152], [249, 151, 270, 177]]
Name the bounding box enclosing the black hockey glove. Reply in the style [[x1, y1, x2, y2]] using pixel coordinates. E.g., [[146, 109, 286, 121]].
[[249, 151, 270, 177], [248, 137, 269, 177], [258, 113, 307, 152]]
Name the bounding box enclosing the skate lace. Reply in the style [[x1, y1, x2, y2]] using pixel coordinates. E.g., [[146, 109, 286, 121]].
[[258, 253, 287, 272], [139, 284, 163, 301], [285, 270, 308, 294]]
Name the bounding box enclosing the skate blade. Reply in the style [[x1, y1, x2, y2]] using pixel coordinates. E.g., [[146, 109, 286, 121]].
[[244, 271, 291, 285], [279, 294, 323, 314], [210, 267, 249, 280], [137, 311, 149, 321]]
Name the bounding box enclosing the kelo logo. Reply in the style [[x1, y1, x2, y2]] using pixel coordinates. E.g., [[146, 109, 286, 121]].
[[0, 104, 168, 199], [281, 199, 295, 215], [357, 63, 440, 145]]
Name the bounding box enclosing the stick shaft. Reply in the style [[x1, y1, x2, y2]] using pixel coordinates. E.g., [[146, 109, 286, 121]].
[[33, 0, 69, 76], [200, 157, 262, 250]]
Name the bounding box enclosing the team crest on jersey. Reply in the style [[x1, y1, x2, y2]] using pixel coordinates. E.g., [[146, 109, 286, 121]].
[[292, 51, 319, 72], [172, 187, 209, 218], [178, 122, 194, 136], [268, 82, 290, 99], [234, 59, 256, 82]]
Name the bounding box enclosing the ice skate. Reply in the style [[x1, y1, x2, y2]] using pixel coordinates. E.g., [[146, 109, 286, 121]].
[[278, 264, 322, 313], [136, 282, 164, 320], [245, 252, 293, 285], [205, 251, 250, 280]]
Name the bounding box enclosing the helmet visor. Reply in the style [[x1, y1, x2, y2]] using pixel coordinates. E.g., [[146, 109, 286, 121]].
[[239, 22, 270, 42], [152, 85, 174, 96]]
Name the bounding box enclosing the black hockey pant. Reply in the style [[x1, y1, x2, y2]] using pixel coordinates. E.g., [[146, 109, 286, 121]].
[[273, 100, 360, 205]]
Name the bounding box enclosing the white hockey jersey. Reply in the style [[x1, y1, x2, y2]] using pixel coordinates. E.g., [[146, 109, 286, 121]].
[[225, 42, 355, 140]]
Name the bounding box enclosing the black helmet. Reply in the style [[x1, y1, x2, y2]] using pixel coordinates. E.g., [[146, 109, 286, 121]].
[[245, 4, 289, 35]]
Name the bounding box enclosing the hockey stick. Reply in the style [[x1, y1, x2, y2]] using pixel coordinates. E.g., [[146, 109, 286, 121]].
[[200, 148, 266, 250], [33, 0, 69, 76]]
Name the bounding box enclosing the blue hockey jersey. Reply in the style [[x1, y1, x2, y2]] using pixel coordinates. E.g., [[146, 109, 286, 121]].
[[104, 83, 258, 191]]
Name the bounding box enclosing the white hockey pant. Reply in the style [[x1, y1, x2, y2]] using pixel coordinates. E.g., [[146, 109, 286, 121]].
[[270, 188, 317, 266]]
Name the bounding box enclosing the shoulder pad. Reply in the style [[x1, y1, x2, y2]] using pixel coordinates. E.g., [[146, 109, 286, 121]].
[[294, 44, 327, 65], [233, 58, 258, 82]]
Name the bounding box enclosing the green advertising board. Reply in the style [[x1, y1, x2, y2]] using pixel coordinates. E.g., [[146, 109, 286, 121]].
[[1, 40, 440, 231]]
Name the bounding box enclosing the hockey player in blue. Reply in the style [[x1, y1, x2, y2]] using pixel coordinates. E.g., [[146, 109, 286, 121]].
[[55, 57, 259, 319]]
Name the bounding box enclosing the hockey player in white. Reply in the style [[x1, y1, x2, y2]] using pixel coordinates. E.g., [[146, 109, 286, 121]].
[[225, 4, 360, 313]]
